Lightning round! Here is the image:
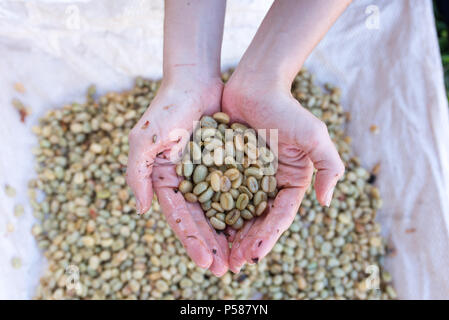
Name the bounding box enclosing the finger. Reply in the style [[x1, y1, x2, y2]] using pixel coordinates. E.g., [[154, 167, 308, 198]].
[[126, 132, 158, 214], [186, 202, 229, 277], [155, 187, 213, 269], [154, 164, 228, 275], [240, 187, 305, 264], [300, 120, 345, 206], [229, 218, 256, 273]]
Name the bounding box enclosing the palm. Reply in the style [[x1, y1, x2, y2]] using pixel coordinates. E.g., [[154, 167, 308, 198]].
[[127, 80, 230, 276], [222, 86, 343, 272]]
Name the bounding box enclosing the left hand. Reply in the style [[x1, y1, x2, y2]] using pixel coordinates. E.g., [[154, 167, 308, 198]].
[[222, 74, 345, 273]]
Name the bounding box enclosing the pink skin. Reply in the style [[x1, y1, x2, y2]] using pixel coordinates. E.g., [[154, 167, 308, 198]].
[[222, 80, 345, 272], [127, 0, 350, 275], [222, 0, 350, 272], [126, 78, 230, 276]]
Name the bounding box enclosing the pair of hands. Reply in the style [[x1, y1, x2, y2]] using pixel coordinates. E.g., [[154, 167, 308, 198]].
[[126, 72, 345, 276]]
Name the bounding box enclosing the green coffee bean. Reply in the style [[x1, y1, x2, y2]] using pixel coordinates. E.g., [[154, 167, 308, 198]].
[[215, 213, 226, 221], [224, 168, 240, 181], [210, 171, 221, 192], [231, 123, 248, 132], [220, 192, 234, 211], [241, 209, 253, 220], [255, 201, 267, 216], [184, 193, 197, 203], [202, 152, 214, 166], [217, 123, 228, 135], [193, 181, 208, 195], [201, 200, 212, 211], [231, 174, 242, 188], [236, 193, 249, 210], [220, 175, 231, 192], [229, 188, 240, 200], [206, 209, 217, 218], [183, 162, 194, 177], [244, 167, 263, 179], [212, 191, 221, 202], [175, 163, 183, 176], [211, 202, 224, 212], [201, 116, 218, 128], [246, 176, 259, 193], [178, 180, 193, 194], [210, 217, 225, 230], [247, 204, 255, 214], [232, 217, 244, 230], [198, 187, 214, 203], [202, 128, 218, 141], [193, 165, 208, 184], [238, 186, 253, 200], [261, 176, 277, 193], [253, 190, 267, 206], [212, 112, 230, 124], [225, 209, 240, 225]]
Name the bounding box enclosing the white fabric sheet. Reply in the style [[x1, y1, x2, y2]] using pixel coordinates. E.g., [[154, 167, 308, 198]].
[[0, 0, 448, 299]]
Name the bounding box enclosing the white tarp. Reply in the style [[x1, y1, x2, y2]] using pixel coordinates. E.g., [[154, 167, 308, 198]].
[[1, 0, 448, 299]]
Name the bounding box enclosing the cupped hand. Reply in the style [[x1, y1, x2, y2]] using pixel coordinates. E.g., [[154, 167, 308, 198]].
[[126, 77, 230, 276], [222, 75, 345, 273]]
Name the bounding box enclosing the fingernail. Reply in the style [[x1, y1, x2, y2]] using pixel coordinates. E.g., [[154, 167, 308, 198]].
[[136, 199, 142, 214], [324, 186, 335, 207]]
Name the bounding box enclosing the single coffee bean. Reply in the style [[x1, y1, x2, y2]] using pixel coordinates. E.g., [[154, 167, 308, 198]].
[[206, 209, 217, 218], [253, 190, 267, 206], [198, 187, 214, 203], [193, 165, 208, 184], [183, 161, 194, 177], [224, 168, 240, 181], [212, 191, 221, 202], [220, 192, 234, 211], [255, 201, 267, 216], [201, 116, 218, 128], [261, 175, 277, 193], [247, 204, 255, 214], [238, 186, 253, 200], [215, 213, 226, 221], [178, 180, 193, 194], [220, 175, 231, 192], [231, 174, 242, 188], [236, 193, 249, 210], [193, 181, 209, 195], [211, 202, 224, 212], [201, 200, 212, 211], [217, 123, 228, 135], [210, 217, 226, 230], [202, 152, 214, 166], [189, 141, 202, 163], [259, 146, 275, 163], [245, 167, 263, 179], [231, 123, 248, 132], [234, 134, 244, 152], [175, 163, 183, 176], [212, 112, 230, 124], [202, 128, 218, 141], [229, 188, 240, 200], [210, 171, 221, 192], [184, 193, 197, 203], [225, 209, 241, 225], [246, 176, 259, 193], [241, 209, 253, 220], [232, 217, 244, 230]]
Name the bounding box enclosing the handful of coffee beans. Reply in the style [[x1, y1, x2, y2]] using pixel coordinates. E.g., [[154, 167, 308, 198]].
[[176, 112, 278, 231]]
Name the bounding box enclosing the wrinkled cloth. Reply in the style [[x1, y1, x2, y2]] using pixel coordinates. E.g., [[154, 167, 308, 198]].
[[0, 0, 448, 299]]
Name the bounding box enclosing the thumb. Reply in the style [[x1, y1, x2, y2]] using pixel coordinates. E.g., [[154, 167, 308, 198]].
[[304, 121, 345, 206]]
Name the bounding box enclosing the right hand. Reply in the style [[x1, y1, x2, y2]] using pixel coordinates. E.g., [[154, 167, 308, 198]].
[[126, 76, 229, 276]]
